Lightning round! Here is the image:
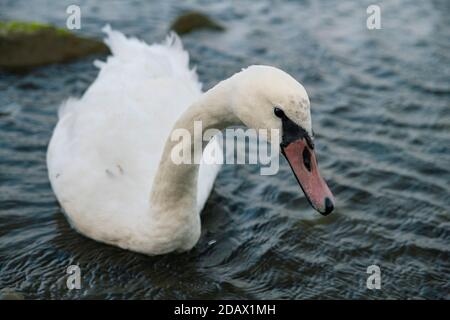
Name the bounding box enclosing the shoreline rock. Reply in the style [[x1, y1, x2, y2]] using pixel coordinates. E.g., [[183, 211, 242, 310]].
[[170, 11, 225, 35], [0, 21, 109, 73], [0, 288, 24, 300]]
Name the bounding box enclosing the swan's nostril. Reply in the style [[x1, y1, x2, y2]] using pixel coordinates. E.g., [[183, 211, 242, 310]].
[[302, 147, 311, 172], [323, 197, 334, 215]]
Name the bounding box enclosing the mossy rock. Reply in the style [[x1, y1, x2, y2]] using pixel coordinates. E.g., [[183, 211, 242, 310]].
[[170, 11, 224, 35], [0, 21, 109, 72]]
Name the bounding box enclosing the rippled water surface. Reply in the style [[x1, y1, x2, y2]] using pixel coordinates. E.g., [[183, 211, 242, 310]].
[[1, 0, 449, 299]]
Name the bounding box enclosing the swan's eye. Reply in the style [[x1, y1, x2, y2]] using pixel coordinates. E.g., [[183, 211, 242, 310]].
[[274, 107, 285, 118]]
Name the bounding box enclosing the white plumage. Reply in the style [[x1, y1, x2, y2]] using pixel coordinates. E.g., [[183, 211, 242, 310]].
[[47, 26, 221, 254]]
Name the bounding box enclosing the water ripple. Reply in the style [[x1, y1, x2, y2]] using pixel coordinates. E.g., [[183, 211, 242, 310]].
[[0, 0, 449, 299]]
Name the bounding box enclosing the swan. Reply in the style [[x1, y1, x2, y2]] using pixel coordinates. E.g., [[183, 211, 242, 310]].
[[47, 26, 335, 255]]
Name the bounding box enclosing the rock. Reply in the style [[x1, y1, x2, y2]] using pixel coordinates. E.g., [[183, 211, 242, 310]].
[[0, 288, 24, 300], [0, 21, 109, 72], [170, 11, 224, 35]]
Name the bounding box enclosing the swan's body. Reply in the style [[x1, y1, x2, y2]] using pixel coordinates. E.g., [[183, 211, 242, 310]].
[[47, 27, 334, 255]]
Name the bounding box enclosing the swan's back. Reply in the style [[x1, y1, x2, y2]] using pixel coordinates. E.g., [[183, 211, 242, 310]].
[[47, 27, 216, 248]]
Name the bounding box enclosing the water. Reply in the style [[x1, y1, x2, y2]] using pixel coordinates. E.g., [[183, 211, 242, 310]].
[[0, 0, 449, 299]]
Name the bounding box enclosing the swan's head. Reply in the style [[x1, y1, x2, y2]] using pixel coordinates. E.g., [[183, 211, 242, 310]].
[[230, 65, 335, 215]]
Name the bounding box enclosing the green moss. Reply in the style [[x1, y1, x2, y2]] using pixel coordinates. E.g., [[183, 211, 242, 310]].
[[0, 21, 69, 36]]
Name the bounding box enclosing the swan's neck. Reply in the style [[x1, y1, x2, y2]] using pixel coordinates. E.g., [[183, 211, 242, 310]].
[[150, 78, 240, 214]]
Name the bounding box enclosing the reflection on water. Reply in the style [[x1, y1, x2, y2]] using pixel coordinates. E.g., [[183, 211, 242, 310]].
[[0, 0, 449, 299]]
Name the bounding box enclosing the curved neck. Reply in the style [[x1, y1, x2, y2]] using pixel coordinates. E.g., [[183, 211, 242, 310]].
[[150, 78, 240, 213]]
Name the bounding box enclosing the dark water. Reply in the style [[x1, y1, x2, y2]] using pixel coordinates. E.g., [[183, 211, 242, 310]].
[[1, 0, 449, 299]]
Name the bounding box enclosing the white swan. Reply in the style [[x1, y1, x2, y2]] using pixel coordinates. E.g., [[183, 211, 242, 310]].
[[47, 26, 335, 255]]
